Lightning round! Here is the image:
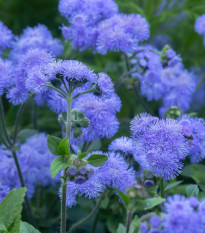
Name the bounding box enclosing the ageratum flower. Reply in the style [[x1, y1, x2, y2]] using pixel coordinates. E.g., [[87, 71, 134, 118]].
[[0, 134, 58, 198], [163, 195, 204, 233], [97, 14, 149, 54], [0, 58, 13, 95], [61, 151, 136, 207], [159, 66, 195, 116], [109, 137, 134, 156], [10, 24, 63, 60], [131, 116, 188, 180], [59, 0, 118, 51], [7, 49, 53, 105], [0, 21, 14, 52], [195, 14, 205, 44], [71, 93, 121, 143], [178, 115, 205, 163]]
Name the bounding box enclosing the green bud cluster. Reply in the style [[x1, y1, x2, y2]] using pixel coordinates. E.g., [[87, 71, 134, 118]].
[[165, 106, 183, 119], [140, 170, 160, 188]]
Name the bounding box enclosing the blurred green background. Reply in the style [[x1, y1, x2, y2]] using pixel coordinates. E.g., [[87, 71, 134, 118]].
[[0, 0, 205, 232]]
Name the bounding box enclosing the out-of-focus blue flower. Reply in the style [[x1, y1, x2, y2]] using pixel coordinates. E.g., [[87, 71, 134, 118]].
[[97, 14, 149, 54], [149, 215, 161, 228], [0, 21, 14, 52], [109, 137, 134, 156], [61, 151, 136, 207], [0, 58, 13, 95], [140, 223, 149, 233], [195, 14, 205, 42], [0, 133, 58, 198], [10, 24, 63, 60], [159, 66, 195, 116], [178, 115, 205, 163], [131, 116, 188, 180], [163, 195, 203, 233], [0, 184, 10, 202]]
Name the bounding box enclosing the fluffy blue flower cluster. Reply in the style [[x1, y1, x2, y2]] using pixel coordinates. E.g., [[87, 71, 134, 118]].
[[60, 151, 136, 207], [0, 133, 58, 199], [140, 195, 205, 233], [130, 113, 188, 180], [59, 0, 149, 53], [0, 21, 14, 53], [195, 14, 205, 44], [178, 115, 205, 163], [10, 24, 63, 60], [131, 46, 195, 116], [0, 58, 13, 96]]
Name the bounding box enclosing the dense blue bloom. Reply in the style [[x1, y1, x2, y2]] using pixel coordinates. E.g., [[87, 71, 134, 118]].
[[59, 0, 118, 51], [0, 58, 13, 95], [62, 151, 136, 207], [159, 66, 195, 116], [163, 195, 204, 233], [0, 134, 58, 198], [97, 72, 114, 98], [7, 49, 53, 104], [10, 24, 63, 60], [108, 137, 134, 156], [71, 93, 121, 143], [0, 21, 14, 52], [149, 215, 161, 228], [97, 14, 149, 54], [178, 115, 205, 163], [195, 14, 205, 44], [131, 116, 188, 180], [59, 0, 118, 22]]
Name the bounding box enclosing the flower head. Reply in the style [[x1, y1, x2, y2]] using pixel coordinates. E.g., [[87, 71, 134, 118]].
[[0, 21, 14, 51]]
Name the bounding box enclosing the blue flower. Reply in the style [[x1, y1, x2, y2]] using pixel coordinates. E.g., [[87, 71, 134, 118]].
[[97, 14, 149, 54], [0, 21, 14, 52], [109, 137, 134, 156], [0, 58, 13, 95], [178, 115, 205, 163]]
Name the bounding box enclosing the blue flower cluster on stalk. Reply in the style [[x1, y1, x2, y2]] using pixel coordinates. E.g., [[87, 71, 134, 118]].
[[0, 21, 14, 53], [59, 0, 149, 53], [130, 113, 188, 180], [130, 46, 195, 116], [61, 151, 136, 207], [0, 134, 58, 199]]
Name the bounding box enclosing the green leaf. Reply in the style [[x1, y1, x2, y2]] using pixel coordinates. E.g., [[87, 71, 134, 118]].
[[186, 184, 199, 197], [20, 221, 40, 233], [117, 223, 126, 233], [129, 216, 139, 233], [182, 164, 205, 184], [165, 181, 183, 191], [78, 152, 88, 159], [139, 197, 166, 210], [17, 129, 38, 143], [0, 188, 27, 233], [115, 188, 130, 208], [58, 137, 70, 157], [50, 157, 69, 179], [0, 222, 8, 232], [87, 154, 108, 167], [47, 135, 61, 155]]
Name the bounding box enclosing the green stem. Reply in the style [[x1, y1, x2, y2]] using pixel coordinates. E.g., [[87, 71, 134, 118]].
[[126, 208, 133, 233], [0, 97, 11, 146], [160, 179, 165, 198], [12, 102, 26, 145], [68, 195, 104, 233], [61, 95, 72, 233], [32, 101, 38, 130], [72, 86, 96, 100], [91, 211, 100, 233]]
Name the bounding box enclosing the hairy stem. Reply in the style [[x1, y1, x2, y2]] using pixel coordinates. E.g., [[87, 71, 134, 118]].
[[160, 179, 165, 198], [0, 97, 11, 146], [61, 95, 72, 233], [126, 208, 133, 233], [68, 195, 104, 233], [13, 102, 26, 145]]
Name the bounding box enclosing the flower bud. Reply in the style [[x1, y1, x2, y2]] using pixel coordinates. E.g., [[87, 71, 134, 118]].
[[74, 176, 86, 184], [67, 167, 77, 176], [79, 167, 87, 175], [144, 180, 154, 188], [165, 106, 182, 119]]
